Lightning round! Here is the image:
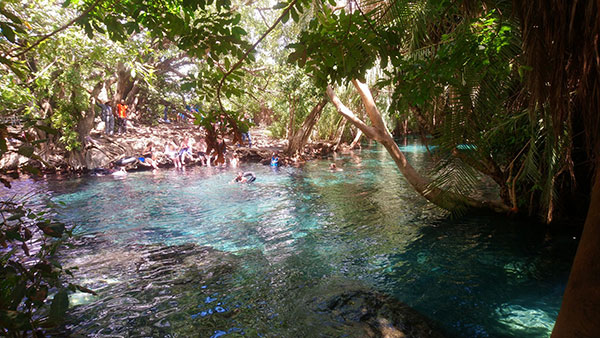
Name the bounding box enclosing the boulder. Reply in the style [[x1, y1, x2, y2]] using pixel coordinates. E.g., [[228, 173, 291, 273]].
[[297, 280, 447, 338], [85, 147, 110, 169]]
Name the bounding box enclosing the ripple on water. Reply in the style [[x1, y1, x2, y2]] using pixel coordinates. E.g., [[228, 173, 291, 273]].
[[1, 142, 576, 338]]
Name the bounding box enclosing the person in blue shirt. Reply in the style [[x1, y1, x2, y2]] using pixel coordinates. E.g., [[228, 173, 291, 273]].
[[270, 153, 279, 167]]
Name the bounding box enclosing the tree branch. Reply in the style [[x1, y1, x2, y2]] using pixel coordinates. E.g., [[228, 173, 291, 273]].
[[10, 0, 104, 58], [216, 0, 299, 112], [351, 79, 388, 132], [326, 85, 380, 140]]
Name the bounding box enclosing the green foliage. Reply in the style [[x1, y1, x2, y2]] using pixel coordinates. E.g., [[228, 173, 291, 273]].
[[267, 66, 322, 138], [79, 0, 251, 65], [0, 198, 96, 337], [286, 0, 574, 216], [288, 8, 380, 87], [0, 73, 35, 115]]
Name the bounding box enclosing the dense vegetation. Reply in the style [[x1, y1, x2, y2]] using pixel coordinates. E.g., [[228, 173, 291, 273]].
[[1, 0, 599, 336]]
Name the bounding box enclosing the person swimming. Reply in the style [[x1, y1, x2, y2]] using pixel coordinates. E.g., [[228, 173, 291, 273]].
[[231, 171, 256, 183], [329, 163, 343, 171]]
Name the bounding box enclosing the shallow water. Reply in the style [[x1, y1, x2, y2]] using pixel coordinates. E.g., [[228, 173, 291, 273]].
[[4, 142, 577, 337]]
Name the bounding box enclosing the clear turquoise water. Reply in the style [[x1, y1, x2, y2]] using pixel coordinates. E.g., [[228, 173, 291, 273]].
[[5, 142, 576, 337]]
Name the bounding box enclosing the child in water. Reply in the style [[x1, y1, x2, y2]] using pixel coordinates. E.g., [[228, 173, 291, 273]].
[[231, 171, 248, 183]]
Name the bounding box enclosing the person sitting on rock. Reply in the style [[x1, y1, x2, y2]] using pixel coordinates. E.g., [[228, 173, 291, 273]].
[[141, 141, 159, 170], [178, 136, 193, 166], [164, 140, 181, 169]]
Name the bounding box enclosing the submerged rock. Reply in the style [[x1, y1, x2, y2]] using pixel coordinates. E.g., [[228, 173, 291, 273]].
[[298, 280, 446, 338], [57, 239, 241, 337]]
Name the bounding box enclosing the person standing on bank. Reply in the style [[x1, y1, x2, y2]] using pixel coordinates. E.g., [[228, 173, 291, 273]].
[[97, 100, 115, 135], [116, 100, 128, 134]]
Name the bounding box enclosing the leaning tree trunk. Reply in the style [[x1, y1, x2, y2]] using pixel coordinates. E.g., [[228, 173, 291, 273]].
[[327, 81, 511, 213], [286, 95, 328, 155]]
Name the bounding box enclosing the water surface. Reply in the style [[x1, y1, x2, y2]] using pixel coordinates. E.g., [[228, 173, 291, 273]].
[[5, 142, 576, 337]]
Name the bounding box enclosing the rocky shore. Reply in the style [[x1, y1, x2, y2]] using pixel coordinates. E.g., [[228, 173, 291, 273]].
[[0, 122, 338, 176]]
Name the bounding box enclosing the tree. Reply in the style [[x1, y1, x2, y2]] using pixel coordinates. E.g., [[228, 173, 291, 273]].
[[289, 3, 520, 213], [286, 94, 328, 155], [327, 80, 510, 212]]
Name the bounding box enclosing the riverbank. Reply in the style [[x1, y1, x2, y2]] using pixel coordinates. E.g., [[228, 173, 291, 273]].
[[0, 122, 338, 177]]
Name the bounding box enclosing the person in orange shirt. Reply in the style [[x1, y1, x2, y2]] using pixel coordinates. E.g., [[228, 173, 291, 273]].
[[116, 100, 128, 134]]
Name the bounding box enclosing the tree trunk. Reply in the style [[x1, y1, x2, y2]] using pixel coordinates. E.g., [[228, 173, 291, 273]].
[[349, 129, 363, 149], [286, 96, 298, 143], [112, 63, 134, 107], [125, 79, 141, 117], [286, 95, 328, 155], [76, 80, 104, 147], [333, 118, 347, 151], [327, 81, 511, 213], [552, 166, 600, 337]]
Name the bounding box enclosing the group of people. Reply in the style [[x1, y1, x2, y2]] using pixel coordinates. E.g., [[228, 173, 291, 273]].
[[97, 100, 129, 136], [140, 135, 241, 171], [95, 140, 341, 182], [103, 136, 260, 183], [162, 136, 195, 169]]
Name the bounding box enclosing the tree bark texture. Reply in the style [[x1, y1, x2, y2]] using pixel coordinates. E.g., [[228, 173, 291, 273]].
[[77, 80, 104, 145], [112, 63, 134, 107], [350, 129, 363, 149], [333, 118, 348, 151]]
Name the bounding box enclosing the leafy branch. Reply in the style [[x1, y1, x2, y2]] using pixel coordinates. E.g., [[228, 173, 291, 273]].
[[215, 0, 300, 112], [6, 0, 104, 59]]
